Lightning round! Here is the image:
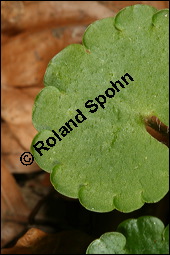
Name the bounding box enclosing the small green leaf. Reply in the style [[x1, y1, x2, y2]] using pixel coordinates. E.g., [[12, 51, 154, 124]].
[[31, 5, 169, 212], [86, 216, 169, 254]]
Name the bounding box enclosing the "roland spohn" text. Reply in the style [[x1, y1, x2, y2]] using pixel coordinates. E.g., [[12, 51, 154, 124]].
[[33, 73, 134, 156]]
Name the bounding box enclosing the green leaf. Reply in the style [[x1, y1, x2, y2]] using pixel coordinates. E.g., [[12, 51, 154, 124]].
[[31, 5, 169, 212], [86, 216, 169, 254]]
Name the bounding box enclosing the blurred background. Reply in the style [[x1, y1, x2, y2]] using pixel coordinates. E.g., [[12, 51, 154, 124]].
[[1, 1, 169, 254]]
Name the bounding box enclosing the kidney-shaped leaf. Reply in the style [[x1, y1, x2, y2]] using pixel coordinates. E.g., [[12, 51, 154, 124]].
[[86, 216, 169, 254], [31, 5, 169, 212]]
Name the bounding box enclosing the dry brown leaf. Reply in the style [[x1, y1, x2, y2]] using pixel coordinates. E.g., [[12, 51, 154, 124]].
[[1, 228, 94, 254], [1, 1, 113, 34], [139, 1, 169, 8], [1, 160, 29, 217], [2, 25, 87, 88], [2, 88, 41, 124], [1, 33, 11, 44], [1, 160, 30, 246], [8, 123, 38, 151], [2, 154, 40, 174], [1, 122, 23, 155], [1, 122, 40, 173], [1, 1, 24, 33], [1, 222, 26, 248]]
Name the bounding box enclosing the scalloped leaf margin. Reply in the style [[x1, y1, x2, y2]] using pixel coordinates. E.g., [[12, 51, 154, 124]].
[[31, 5, 169, 213]]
